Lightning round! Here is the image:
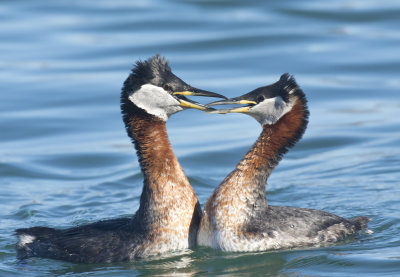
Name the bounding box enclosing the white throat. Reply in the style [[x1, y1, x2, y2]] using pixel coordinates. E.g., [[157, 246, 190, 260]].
[[129, 84, 183, 121], [249, 96, 295, 125]]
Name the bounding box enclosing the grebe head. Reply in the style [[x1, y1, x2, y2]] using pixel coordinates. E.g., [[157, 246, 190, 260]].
[[207, 74, 307, 126], [121, 55, 226, 121]]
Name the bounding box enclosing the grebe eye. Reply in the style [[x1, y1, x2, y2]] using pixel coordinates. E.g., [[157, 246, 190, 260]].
[[163, 84, 172, 92], [256, 95, 265, 103]]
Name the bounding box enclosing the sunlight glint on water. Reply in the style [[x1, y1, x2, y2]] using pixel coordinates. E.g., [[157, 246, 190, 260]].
[[1, 0, 399, 276]]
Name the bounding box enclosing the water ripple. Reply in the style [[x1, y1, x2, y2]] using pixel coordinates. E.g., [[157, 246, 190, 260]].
[[1, 0, 399, 276]]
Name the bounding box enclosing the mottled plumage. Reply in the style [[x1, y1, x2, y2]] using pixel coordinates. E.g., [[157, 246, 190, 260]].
[[199, 74, 369, 251], [15, 55, 225, 263]]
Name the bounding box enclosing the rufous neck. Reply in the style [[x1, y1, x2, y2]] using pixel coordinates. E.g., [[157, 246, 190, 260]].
[[124, 108, 196, 226], [126, 111, 190, 187], [222, 98, 307, 193]]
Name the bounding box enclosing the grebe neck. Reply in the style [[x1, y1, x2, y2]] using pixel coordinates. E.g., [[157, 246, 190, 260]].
[[216, 97, 308, 203], [122, 103, 199, 232]]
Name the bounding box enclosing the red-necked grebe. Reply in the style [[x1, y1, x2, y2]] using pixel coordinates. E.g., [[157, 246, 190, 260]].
[[15, 55, 226, 263], [198, 74, 369, 252]]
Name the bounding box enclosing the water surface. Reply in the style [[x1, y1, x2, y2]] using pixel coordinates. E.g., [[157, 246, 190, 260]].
[[1, 0, 399, 276]]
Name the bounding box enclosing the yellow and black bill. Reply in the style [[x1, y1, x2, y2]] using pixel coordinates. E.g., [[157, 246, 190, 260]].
[[173, 87, 227, 111], [173, 87, 227, 99], [205, 98, 257, 114]]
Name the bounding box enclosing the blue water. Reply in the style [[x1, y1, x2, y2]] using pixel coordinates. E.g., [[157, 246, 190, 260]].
[[1, 0, 400, 275]]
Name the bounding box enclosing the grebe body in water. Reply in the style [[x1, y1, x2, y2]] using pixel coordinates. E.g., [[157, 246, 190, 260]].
[[15, 55, 225, 263], [198, 74, 369, 252]]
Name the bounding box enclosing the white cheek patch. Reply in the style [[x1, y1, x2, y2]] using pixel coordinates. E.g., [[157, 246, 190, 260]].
[[129, 84, 183, 121], [249, 96, 295, 125]]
